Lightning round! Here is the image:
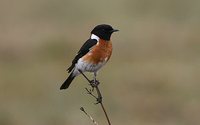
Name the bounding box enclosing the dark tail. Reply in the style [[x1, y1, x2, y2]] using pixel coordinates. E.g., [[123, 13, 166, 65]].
[[60, 73, 75, 90]]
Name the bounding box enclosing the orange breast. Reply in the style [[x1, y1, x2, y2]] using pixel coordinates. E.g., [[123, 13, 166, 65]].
[[82, 39, 112, 64]]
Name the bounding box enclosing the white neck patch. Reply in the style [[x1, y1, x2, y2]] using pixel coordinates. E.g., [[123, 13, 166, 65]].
[[90, 34, 100, 41]]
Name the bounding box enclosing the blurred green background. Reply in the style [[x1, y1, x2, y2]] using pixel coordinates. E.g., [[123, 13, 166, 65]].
[[1, 0, 200, 125]]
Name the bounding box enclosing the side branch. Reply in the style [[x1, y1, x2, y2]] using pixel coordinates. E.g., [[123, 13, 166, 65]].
[[78, 70, 111, 125], [80, 107, 99, 125]]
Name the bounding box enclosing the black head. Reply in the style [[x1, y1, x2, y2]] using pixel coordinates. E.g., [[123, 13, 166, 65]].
[[91, 24, 119, 41]]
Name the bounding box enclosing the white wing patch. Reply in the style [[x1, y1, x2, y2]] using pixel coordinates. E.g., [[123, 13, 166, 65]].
[[90, 34, 100, 41]]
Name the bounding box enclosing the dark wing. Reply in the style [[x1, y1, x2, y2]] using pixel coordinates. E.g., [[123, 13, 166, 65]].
[[67, 39, 98, 73]]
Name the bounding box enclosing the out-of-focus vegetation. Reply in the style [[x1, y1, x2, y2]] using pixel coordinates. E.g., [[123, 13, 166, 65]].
[[0, 0, 200, 125]]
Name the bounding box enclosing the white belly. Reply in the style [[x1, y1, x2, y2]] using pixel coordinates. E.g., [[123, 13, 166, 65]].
[[77, 58, 106, 72], [73, 58, 106, 76]]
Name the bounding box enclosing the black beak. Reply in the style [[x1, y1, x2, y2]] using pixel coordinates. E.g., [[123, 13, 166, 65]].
[[110, 29, 119, 33]]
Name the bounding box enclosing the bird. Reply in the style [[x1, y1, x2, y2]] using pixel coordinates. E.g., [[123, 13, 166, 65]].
[[60, 24, 118, 90]]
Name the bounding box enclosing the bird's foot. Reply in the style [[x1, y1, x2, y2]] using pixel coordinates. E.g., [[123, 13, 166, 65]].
[[90, 80, 102, 104], [89, 79, 100, 88]]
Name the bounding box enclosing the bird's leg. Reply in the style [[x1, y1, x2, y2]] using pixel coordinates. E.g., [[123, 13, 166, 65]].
[[78, 69, 99, 87], [90, 72, 100, 87], [78, 69, 95, 91], [93, 72, 102, 104], [78, 70, 102, 103]]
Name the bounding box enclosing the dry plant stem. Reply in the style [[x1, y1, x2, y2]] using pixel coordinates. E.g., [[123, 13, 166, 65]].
[[96, 86, 111, 125], [78, 69, 91, 83], [78, 70, 112, 125], [95, 85, 102, 103], [80, 107, 99, 125]]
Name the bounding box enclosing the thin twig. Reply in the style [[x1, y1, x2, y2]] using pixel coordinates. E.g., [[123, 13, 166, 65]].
[[80, 107, 98, 125], [85, 88, 98, 100], [100, 101, 111, 125], [95, 86, 111, 125], [78, 69, 91, 83], [79, 70, 112, 125]]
